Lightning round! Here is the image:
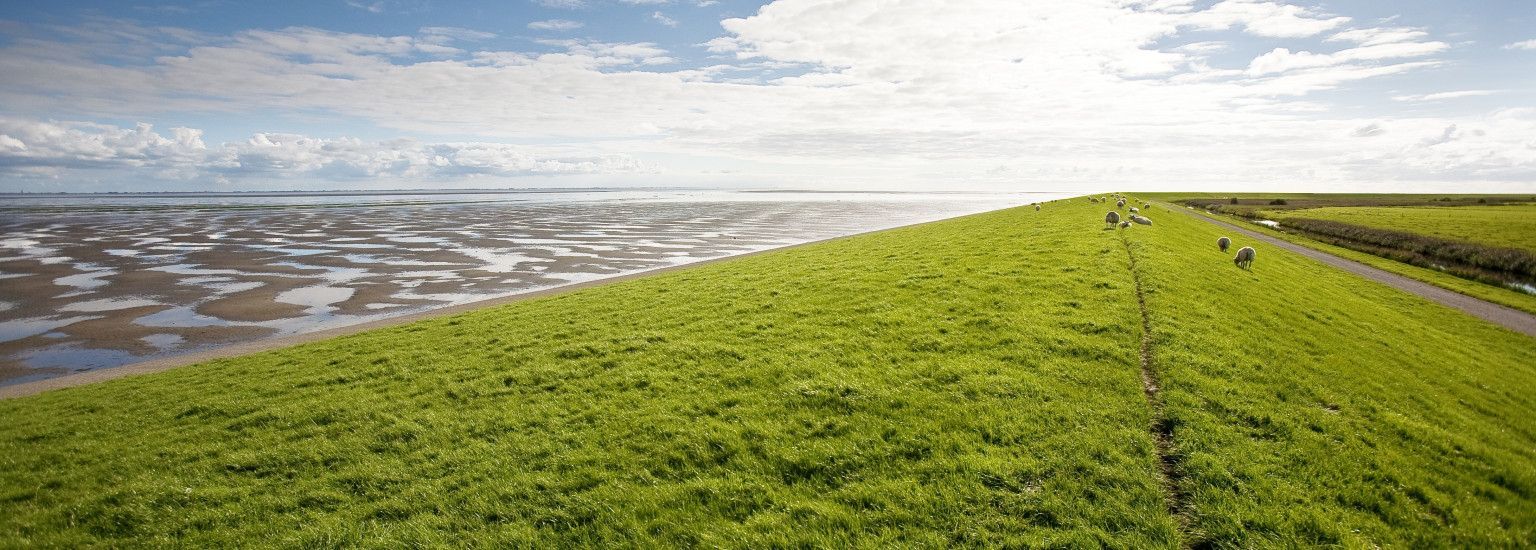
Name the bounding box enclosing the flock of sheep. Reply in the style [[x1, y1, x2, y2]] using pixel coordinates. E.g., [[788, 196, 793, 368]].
[[1094, 194, 1154, 229], [1091, 194, 1257, 269]]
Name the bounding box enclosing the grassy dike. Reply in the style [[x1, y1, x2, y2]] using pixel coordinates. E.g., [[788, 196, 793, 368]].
[[1127, 205, 1535, 546], [1182, 207, 1536, 315], [2, 198, 1534, 546], [1265, 204, 1536, 254], [0, 203, 1174, 547]]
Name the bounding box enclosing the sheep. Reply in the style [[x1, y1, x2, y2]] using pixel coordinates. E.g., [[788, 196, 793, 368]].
[[1035, 203, 1041, 211], [1217, 236, 1231, 252], [1233, 246, 1256, 269], [1120, 221, 1131, 228], [1143, 202, 1151, 209], [1116, 199, 1127, 209], [1105, 210, 1121, 228], [1131, 215, 1152, 226], [1129, 207, 1139, 213]]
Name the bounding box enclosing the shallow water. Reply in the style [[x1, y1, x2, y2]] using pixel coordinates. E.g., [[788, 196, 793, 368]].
[[0, 189, 1055, 383]]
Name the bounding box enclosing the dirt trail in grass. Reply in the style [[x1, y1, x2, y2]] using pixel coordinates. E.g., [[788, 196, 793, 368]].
[[1118, 231, 1190, 540], [1177, 208, 1536, 338]]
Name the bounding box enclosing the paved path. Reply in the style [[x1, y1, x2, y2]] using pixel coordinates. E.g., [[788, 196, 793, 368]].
[[1178, 207, 1536, 338]]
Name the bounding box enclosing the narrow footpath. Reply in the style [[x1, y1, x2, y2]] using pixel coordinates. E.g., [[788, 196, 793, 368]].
[[1118, 231, 1191, 544], [1176, 207, 1536, 338]]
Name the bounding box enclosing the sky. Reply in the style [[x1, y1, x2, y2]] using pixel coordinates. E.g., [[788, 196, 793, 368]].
[[0, 0, 1533, 193]]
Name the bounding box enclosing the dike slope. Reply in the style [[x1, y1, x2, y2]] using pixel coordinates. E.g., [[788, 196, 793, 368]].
[[2, 198, 1533, 547]]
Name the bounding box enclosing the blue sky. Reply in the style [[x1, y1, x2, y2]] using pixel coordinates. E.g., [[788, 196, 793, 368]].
[[0, 0, 1533, 192]]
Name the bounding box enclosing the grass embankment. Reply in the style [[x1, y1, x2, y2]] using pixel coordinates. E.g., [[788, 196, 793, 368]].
[[0, 205, 1176, 546], [1148, 192, 1534, 218], [2, 199, 1535, 546], [1175, 207, 1536, 315], [1145, 192, 1536, 315], [1270, 204, 1536, 255], [1121, 202, 1536, 546]]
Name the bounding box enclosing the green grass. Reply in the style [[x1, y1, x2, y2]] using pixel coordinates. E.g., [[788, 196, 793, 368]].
[[1175, 206, 1536, 315], [0, 204, 1175, 547], [2, 198, 1534, 546], [1268, 204, 1536, 255], [1125, 204, 1536, 546]]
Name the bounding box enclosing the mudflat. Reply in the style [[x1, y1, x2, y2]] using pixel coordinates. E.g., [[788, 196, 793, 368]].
[[0, 194, 1024, 383]]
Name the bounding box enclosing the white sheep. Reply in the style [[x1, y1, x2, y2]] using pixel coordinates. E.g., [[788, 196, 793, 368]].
[[1217, 236, 1231, 252], [1234, 246, 1256, 269], [1129, 207, 1139, 213], [1116, 199, 1126, 208], [1035, 203, 1041, 211], [1105, 210, 1121, 228], [1131, 215, 1152, 226], [1120, 221, 1131, 229]]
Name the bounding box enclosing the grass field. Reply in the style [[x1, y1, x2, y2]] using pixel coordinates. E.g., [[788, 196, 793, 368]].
[[1143, 192, 1536, 312], [2, 198, 1534, 546], [1268, 204, 1536, 255], [1178, 207, 1536, 316]]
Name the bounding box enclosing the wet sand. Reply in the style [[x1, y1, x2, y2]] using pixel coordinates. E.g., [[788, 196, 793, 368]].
[[2, 194, 1034, 387]]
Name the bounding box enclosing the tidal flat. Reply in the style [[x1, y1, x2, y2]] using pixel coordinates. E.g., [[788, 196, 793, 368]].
[[0, 190, 1040, 383]]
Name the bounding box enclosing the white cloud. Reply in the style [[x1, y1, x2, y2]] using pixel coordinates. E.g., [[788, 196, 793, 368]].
[[0, 3, 1529, 191], [1327, 26, 1428, 46], [345, 1, 385, 14], [1245, 40, 1447, 76], [1180, 0, 1351, 38], [1351, 123, 1384, 137], [1505, 39, 1536, 50], [651, 11, 679, 27], [1393, 90, 1500, 102], [527, 19, 584, 31], [0, 118, 645, 181], [419, 26, 497, 42], [532, 0, 586, 8]]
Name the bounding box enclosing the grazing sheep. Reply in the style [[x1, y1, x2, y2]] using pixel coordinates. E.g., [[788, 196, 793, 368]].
[[1035, 203, 1041, 211], [1143, 203, 1151, 209], [1129, 207, 1139, 213], [1131, 215, 1152, 226], [1217, 236, 1231, 252], [1120, 221, 1131, 228], [1116, 199, 1126, 208], [1233, 246, 1256, 269], [1105, 211, 1121, 227]]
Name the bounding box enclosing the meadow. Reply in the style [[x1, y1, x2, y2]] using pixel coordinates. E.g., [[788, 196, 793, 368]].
[[1148, 193, 1536, 313], [1270, 204, 1536, 255], [1180, 207, 1536, 316], [1, 198, 1533, 546]]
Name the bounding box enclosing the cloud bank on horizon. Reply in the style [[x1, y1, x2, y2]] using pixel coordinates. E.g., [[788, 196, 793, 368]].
[[0, 0, 1533, 192]]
